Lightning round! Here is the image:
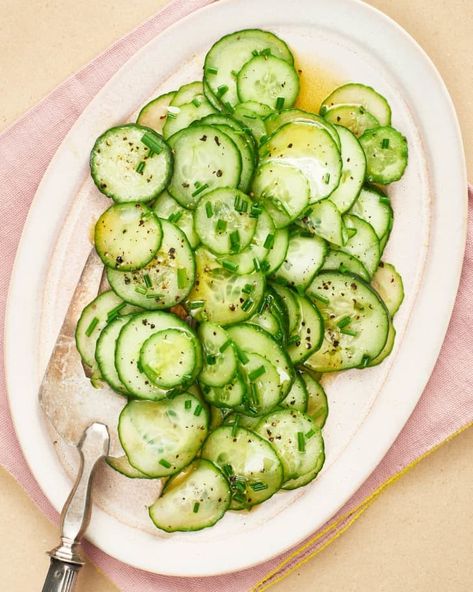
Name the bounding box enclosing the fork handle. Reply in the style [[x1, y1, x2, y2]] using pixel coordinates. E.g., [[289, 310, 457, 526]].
[[41, 558, 81, 592]]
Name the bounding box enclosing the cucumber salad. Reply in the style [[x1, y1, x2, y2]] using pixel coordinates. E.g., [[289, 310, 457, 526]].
[[77, 29, 407, 533]]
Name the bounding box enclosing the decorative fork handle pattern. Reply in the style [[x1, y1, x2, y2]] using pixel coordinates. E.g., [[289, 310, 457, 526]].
[[41, 558, 81, 592]]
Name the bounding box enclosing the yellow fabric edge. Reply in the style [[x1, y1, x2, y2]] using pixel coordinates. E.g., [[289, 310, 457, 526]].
[[252, 420, 473, 592]]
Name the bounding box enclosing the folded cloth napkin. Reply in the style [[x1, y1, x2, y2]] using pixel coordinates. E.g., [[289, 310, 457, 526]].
[[0, 1, 471, 590]]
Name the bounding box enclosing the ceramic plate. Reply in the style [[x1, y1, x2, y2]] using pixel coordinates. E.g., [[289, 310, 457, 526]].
[[5, 0, 467, 577]]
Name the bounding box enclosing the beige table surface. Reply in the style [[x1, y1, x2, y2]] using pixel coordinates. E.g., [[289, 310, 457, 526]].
[[1, 0, 472, 590]]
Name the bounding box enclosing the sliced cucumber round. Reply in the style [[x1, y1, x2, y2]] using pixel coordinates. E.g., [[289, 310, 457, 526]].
[[298, 199, 345, 246], [321, 248, 370, 281], [256, 409, 324, 482], [282, 448, 325, 490], [194, 187, 257, 255], [305, 271, 390, 372], [299, 369, 329, 428], [167, 125, 241, 208], [136, 91, 176, 134], [350, 186, 393, 240], [265, 227, 289, 274], [171, 81, 205, 107], [323, 104, 380, 138], [95, 315, 131, 394], [233, 102, 268, 142], [198, 322, 238, 387], [90, 124, 172, 203], [153, 190, 199, 249], [201, 426, 284, 509], [280, 373, 308, 412], [320, 83, 391, 126], [341, 214, 380, 278], [149, 459, 231, 532], [118, 395, 208, 477], [273, 232, 327, 289], [287, 293, 324, 365], [106, 455, 151, 479], [163, 98, 216, 139], [202, 370, 247, 409], [237, 54, 299, 110], [270, 283, 301, 338], [94, 202, 162, 271], [359, 126, 408, 184], [368, 320, 396, 367], [107, 219, 195, 310], [239, 351, 282, 415], [371, 262, 404, 317], [265, 108, 340, 150]]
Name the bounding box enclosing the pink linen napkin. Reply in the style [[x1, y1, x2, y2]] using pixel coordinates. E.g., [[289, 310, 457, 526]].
[[0, 1, 471, 590]]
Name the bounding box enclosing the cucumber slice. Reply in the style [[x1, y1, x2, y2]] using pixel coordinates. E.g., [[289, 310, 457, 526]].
[[261, 122, 342, 203], [371, 262, 404, 317], [149, 459, 231, 532], [204, 29, 294, 109], [153, 190, 199, 249], [252, 161, 310, 228], [298, 199, 345, 246], [209, 405, 226, 431], [328, 125, 366, 213], [202, 370, 246, 408], [224, 412, 261, 431], [350, 186, 393, 240], [323, 105, 379, 137], [136, 91, 176, 134], [320, 83, 392, 126], [270, 283, 301, 338], [107, 219, 195, 310], [227, 323, 294, 398], [198, 322, 238, 387], [94, 202, 162, 271], [214, 124, 255, 192], [265, 227, 289, 274], [194, 187, 257, 255], [368, 321, 396, 367], [95, 315, 131, 394], [115, 311, 199, 399], [282, 449, 325, 490], [321, 248, 370, 281], [167, 125, 241, 208], [106, 455, 151, 479], [299, 370, 329, 428], [240, 352, 282, 415], [233, 102, 268, 142], [118, 395, 208, 477], [287, 294, 324, 365], [237, 54, 299, 109], [256, 409, 324, 482], [264, 109, 341, 150], [171, 81, 205, 107], [187, 248, 265, 325], [305, 271, 389, 372], [196, 113, 257, 153], [140, 328, 200, 388], [163, 99, 216, 139], [90, 124, 172, 203], [201, 426, 284, 509], [75, 290, 138, 369], [273, 232, 326, 289], [341, 214, 380, 277], [280, 373, 308, 412], [247, 292, 286, 344], [359, 126, 408, 184], [203, 80, 223, 110]]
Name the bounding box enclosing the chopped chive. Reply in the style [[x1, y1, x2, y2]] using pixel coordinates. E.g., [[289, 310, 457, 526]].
[[248, 365, 266, 381], [194, 404, 203, 416], [168, 210, 182, 223], [242, 283, 254, 294], [263, 233, 274, 249], [192, 97, 201, 107], [135, 161, 146, 175], [234, 477, 246, 492], [297, 432, 306, 452], [241, 298, 254, 312], [231, 415, 240, 437], [322, 172, 331, 184], [221, 259, 238, 272], [107, 302, 126, 321], [381, 138, 390, 149], [141, 131, 163, 154], [194, 181, 201, 188], [337, 315, 352, 329], [223, 101, 234, 113], [188, 299, 205, 309], [260, 260, 270, 273], [259, 134, 269, 145], [145, 291, 162, 299], [250, 481, 268, 492], [193, 502, 200, 513], [252, 49, 259, 57], [217, 84, 229, 97], [192, 183, 209, 197], [232, 492, 247, 504], [230, 230, 240, 252], [205, 66, 218, 75], [223, 463, 234, 477], [305, 429, 316, 439], [177, 268, 187, 289], [253, 257, 261, 272], [339, 262, 349, 274], [379, 196, 391, 205], [314, 293, 329, 305], [143, 273, 152, 288], [185, 399, 192, 410], [359, 354, 371, 368], [166, 112, 176, 119], [206, 354, 216, 365], [205, 201, 213, 218], [340, 327, 358, 337], [275, 97, 285, 110], [346, 227, 357, 239], [135, 285, 148, 295], [216, 219, 227, 233], [236, 347, 249, 364], [85, 317, 99, 337], [359, 106, 366, 114], [219, 339, 232, 353], [159, 459, 171, 469], [234, 195, 248, 212], [261, 48, 272, 57], [288, 334, 300, 345]]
